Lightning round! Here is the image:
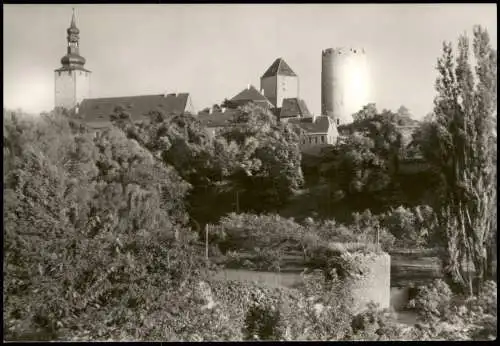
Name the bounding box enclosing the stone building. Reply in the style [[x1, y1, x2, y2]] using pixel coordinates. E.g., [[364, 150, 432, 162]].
[[289, 116, 339, 155], [54, 11, 193, 130]]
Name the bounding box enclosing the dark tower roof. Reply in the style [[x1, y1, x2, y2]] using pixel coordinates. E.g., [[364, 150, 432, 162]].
[[56, 8, 89, 72], [261, 58, 297, 78]]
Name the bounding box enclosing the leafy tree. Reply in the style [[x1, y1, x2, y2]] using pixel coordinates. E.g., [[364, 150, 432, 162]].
[[415, 26, 497, 294], [352, 103, 378, 122], [381, 205, 437, 248], [320, 106, 412, 213], [120, 103, 304, 224], [3, 110, 214, 341]]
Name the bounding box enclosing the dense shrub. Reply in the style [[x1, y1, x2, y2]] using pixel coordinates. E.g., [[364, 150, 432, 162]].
[[215, 213, 304, 254], [410, 279, 453, 321], [2, 111, 213, 341], [311, 212, 396, 251], [380, 205, 437, 248], [243, 300, 283, 340], [349, 303, 409, 341], [406, 280, 497, 340]]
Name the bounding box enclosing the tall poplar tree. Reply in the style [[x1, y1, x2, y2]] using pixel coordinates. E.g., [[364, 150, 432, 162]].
[[421, 26, 497, 294]]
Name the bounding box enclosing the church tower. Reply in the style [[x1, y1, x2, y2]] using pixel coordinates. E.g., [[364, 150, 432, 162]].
[[54, 9, 91, 110]]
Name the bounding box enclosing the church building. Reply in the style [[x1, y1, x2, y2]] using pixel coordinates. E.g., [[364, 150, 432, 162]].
[[54, 10, 193, 129]]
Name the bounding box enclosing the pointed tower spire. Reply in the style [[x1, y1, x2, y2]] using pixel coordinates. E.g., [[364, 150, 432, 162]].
[[70, 8, 76, 28], [59, 8, 86, 69]]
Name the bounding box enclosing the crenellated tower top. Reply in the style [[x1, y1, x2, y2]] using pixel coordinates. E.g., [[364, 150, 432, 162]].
[[322, 47, 366, 56]]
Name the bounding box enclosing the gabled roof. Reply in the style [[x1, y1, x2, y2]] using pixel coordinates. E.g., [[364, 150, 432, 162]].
[[261, 58, 297, 78], [289, 116, 337, 135], [280, 98, 312, 119], [77, 93, 191, 126], [197, 109, 239, 128], [230, 85, 273, 107]]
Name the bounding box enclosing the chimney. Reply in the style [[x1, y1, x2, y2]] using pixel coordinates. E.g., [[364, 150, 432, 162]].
[[260, 88, 265, 95], [247, 84, 250, 90]]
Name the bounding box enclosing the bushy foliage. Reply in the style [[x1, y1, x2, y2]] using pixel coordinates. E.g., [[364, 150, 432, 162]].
[[349, 303, 409, 341], [215, 213, 304, 254], [380, 205, 437, 248], [214, 212, 395, 271], [320, 105, 416, 202], [3, 110, 213, 341], [243, 299, 283, 340], [410, 279, 453, 321], [407, 280, 497, 340], [118, 104, 304, 224]]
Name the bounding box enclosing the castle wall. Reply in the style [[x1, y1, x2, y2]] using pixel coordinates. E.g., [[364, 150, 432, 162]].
[[321, 48, 371, 125]]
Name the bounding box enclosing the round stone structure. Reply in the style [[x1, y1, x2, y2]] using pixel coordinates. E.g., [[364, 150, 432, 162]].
[[321, 47, 371, 125], [334, 251, 391, 314]]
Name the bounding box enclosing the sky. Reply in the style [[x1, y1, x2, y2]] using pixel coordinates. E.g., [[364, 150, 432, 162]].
[[3, 4, 497, 118]]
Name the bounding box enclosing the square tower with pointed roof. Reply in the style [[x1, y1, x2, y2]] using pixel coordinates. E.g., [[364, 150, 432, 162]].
[[260, 58, 299, 109]]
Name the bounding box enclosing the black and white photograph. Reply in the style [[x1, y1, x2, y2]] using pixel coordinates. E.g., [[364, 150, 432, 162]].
[[3, 3, 497, 341]]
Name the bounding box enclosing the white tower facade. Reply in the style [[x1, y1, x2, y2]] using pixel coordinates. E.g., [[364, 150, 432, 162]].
[[54, 9, 91, 110], [321, 48, 370, 125]]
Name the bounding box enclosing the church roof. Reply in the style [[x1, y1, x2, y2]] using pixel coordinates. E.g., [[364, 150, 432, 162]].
[[279, 98, 311, 119], [289, 116, 337, 135], [261, 58, 297, 78], [78, 93, 192, 128], [230, 85, 273, 107]]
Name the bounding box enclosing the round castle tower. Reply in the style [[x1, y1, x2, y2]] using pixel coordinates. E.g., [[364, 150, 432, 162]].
[[321, 48, 371, 125]]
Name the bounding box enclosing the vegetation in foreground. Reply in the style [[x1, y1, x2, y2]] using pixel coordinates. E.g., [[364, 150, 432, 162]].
[[3, 25, 496, 341]]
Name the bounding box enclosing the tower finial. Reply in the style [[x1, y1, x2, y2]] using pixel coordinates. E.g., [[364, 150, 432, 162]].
[[71, 8, 76, 27]]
